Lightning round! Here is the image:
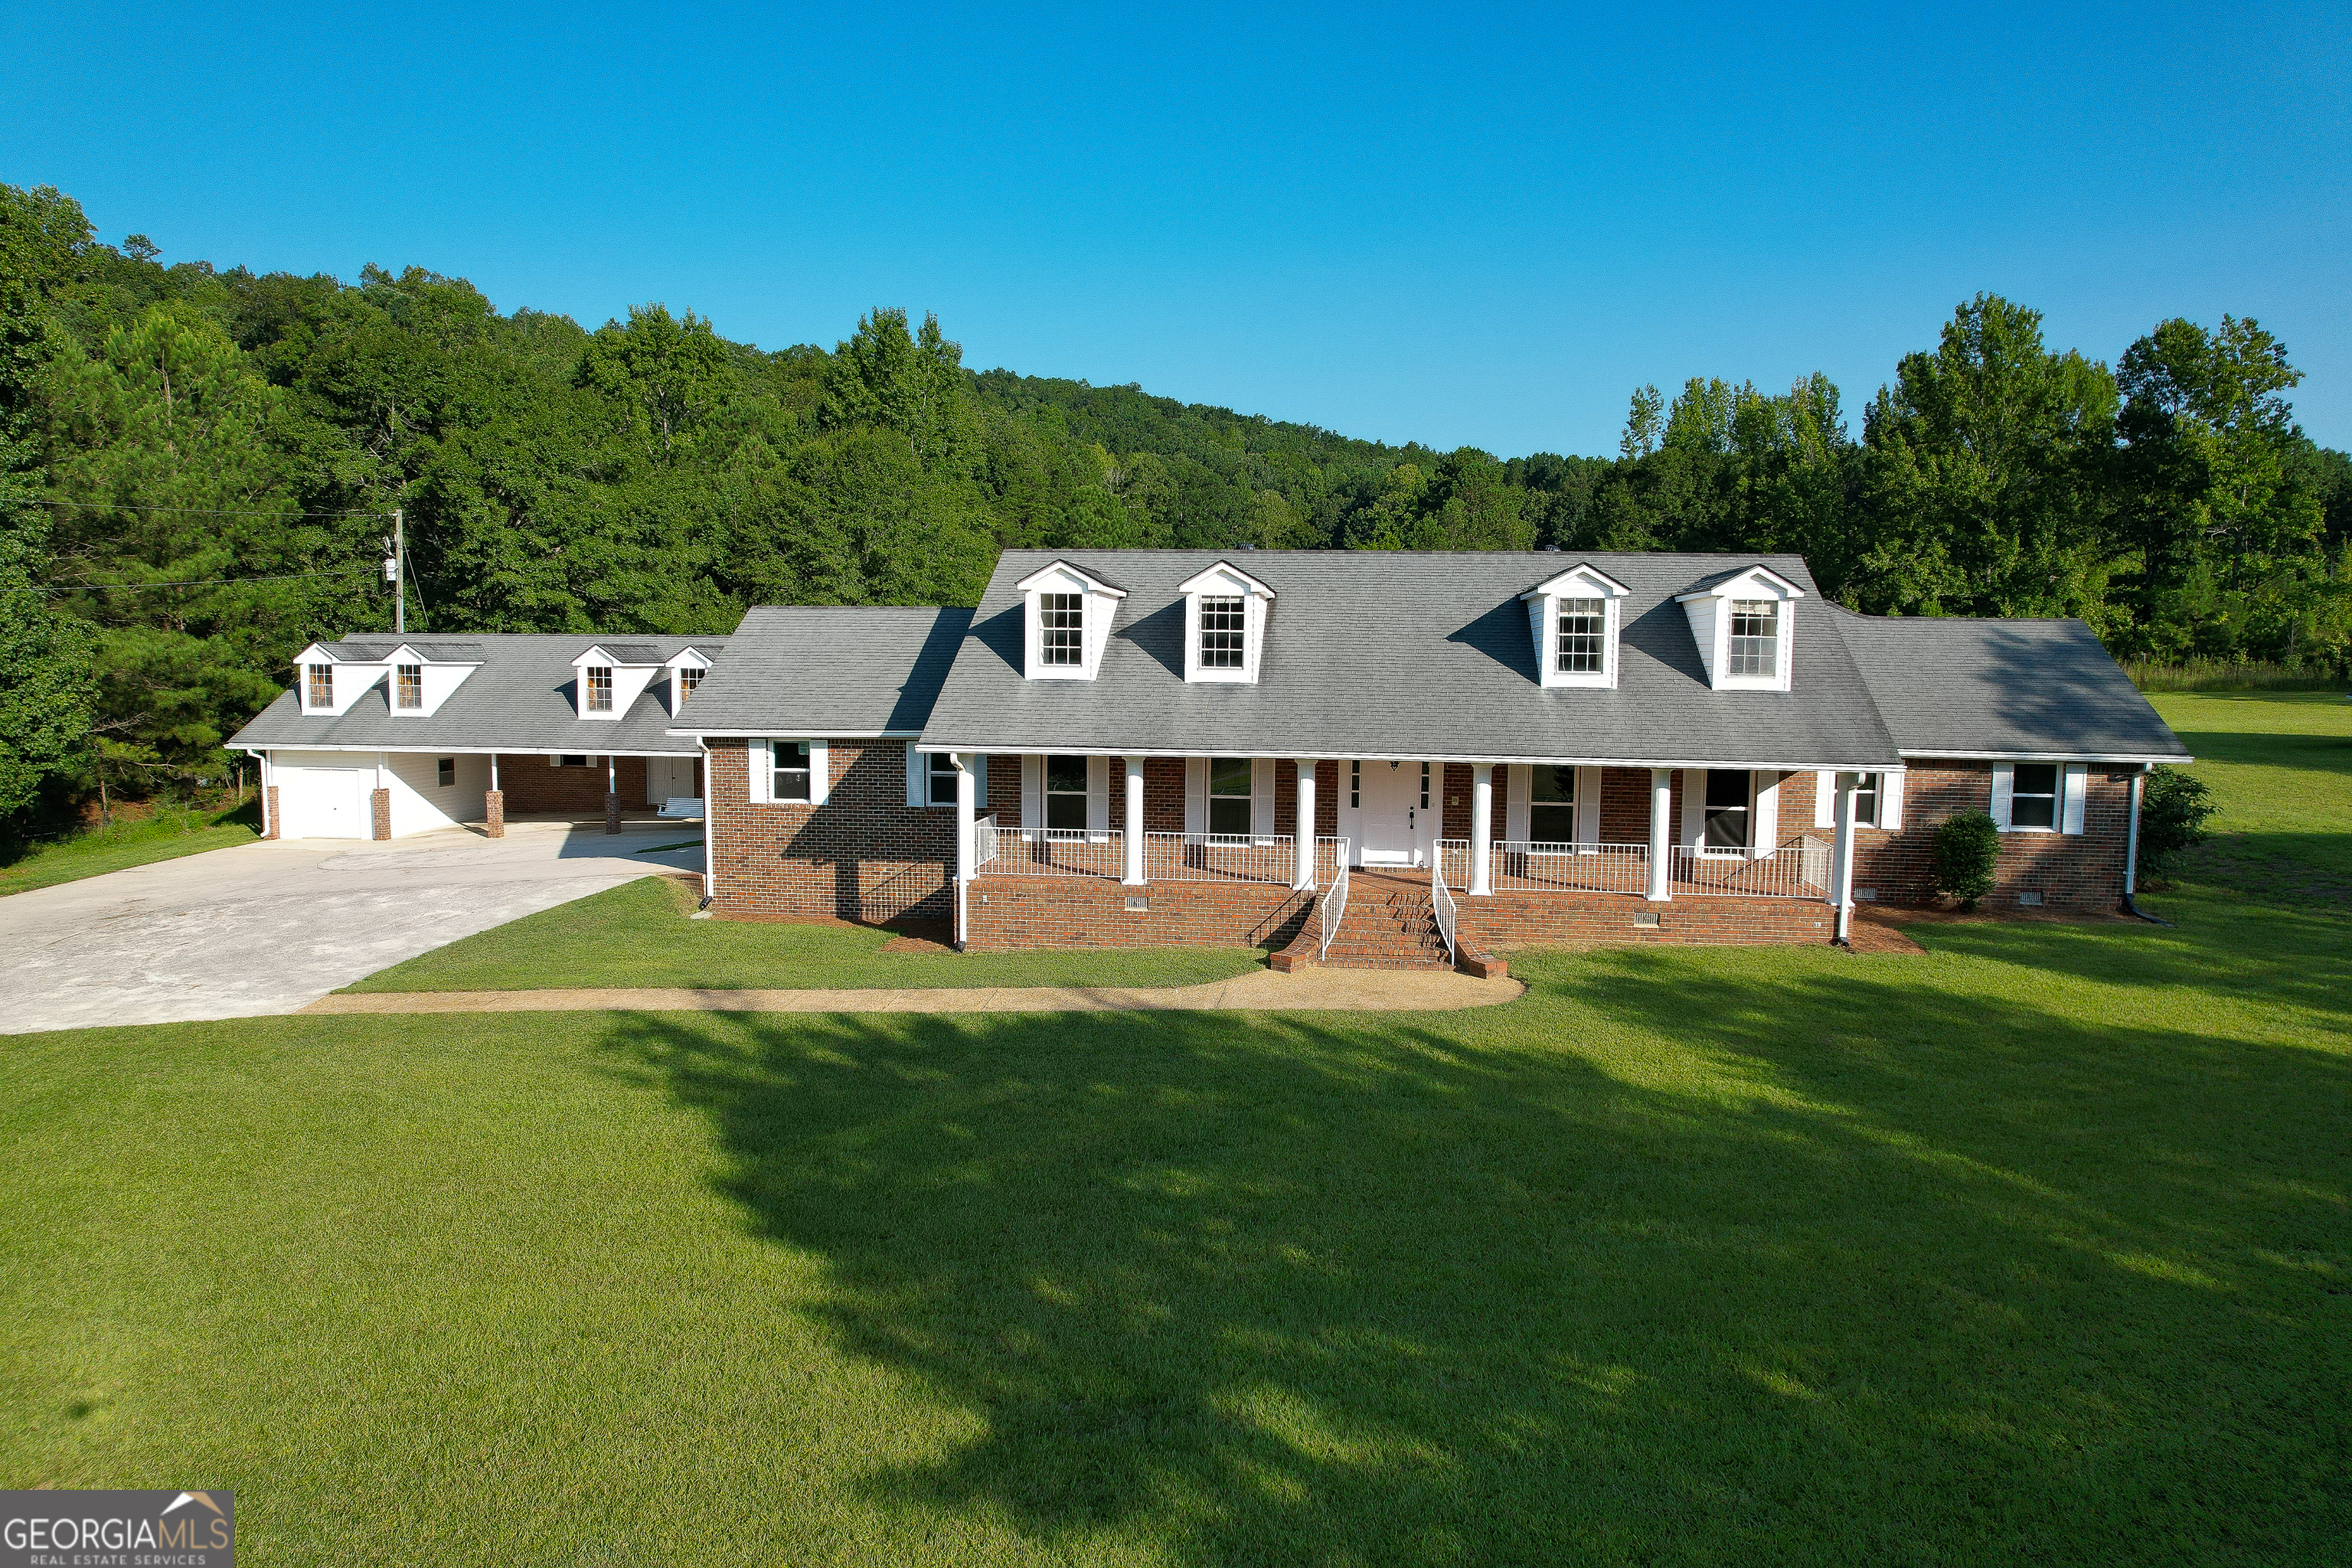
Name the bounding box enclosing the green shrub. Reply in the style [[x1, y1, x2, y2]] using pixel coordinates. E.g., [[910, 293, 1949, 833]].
[[2137, 766, 2215, 887], [1931, 811, 2001, 910]]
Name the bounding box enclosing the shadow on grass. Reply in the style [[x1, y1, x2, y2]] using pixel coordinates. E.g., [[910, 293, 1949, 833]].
[[596, 962, 2347, 1563]]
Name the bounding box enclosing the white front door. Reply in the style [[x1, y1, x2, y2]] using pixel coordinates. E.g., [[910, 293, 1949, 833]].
[[648, 756, 695, 802], [280, 768, 364, 838], [1355, 759, 1431, 867]]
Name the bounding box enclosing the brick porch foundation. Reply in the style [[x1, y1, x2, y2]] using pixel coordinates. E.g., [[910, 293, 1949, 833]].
[[484, 789, 504, 838], [370, 787, 392, 841], [1457, 888, 1832, 946], [963, 875, 1311, 952]]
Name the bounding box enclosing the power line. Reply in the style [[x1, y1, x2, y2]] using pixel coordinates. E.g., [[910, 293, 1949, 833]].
[[16, 566, 380, 593], [7, 498, 394, 520]]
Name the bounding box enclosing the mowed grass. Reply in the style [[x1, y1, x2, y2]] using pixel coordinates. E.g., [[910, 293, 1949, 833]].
[[347, 874, 1267, 992], [2149, 691, 2352, 893], [0, 694, 2344, 1564], [0, 799, 262, 897]]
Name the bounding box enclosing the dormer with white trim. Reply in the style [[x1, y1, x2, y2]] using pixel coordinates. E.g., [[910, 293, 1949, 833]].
[[378, 642, 485, 717], [1015, 560, 1127, 681], [572, 643, 663, 720], [1177, 560, 1275, 684], [1518, 563, 1632, 689], [291, 642, 385, 717], [1674, 564, 1804, 692], [665, 646, 712, 712]]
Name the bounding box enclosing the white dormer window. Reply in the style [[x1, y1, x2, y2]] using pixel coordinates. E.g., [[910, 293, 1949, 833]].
[[1674, 564, 1803, 692], [1520, 564, 1630, 689], [573, 644, 662, 719], [1015, 560, 1128, 681], [397, 663, 423, 709], [1177, 560, 1275, 684], [306, 663, 333, 708], [586, 666, 614, 711], [678, 666, 702, 699]]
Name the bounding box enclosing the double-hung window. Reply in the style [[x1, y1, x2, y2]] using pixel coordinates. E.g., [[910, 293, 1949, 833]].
[[1853, 773, 1880, 827], [1529, 765, 1577, 845], [436, 757, 456, 787], [2010, 763, 2059, 829], [928, 750, 960, 808], [586, 665, 614, 712], [678, 666, 703, 701], [1200, 596, 1245, 669], [1727, 601, 1778, 678], [1704, 769, 1751, 850], [397, 663, 423, 710], [1348, 760, 1361, 808], [1207, 758, 1253, 837], [306, 663, 333, 707], [1040, 594, 1084, 667], [773, 741, 813, 803], [1044, 755, 1089, 830], [1555, 598, 1605, 675]]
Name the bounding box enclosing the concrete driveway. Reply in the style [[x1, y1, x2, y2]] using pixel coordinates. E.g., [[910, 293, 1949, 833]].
[[0, 823, 705, 1035]]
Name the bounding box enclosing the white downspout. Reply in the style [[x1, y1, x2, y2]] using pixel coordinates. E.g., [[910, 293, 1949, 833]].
[[2119, 765, 2169, 924], [954, 753, 976, 950], [1645, 768, 1674, 901], [700, 740, 714, 904], [1469, 763, 1493, 896], [247, 749, 270, 838], [1830, 770, 1859, 946]]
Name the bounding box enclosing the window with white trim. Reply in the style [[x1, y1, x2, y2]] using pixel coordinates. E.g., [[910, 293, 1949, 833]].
[[1045, 755, 1089, 830], [773, 740, 813, 803], [678, 666, 703, 700], [1199, 596, 1245, 669], [306, 663, 332, 707], [1853, 773, 1880, 828], [554, 754, 593, 768], [1529, 765, 1577, 844], [586, 665, 614, 712], [928, 750, 959, 808], [1418, 761, 1431, 811], [436, 757, 456, 787], [1704, 769, 1750, 849], [2010, 763, 2058, 829], [397, 663, 423, 710], [1727, 602, 1778, 678], [1554, 599, 1605, 675], [1349, 759, 1361, 808], [1208, 757, 1252, 837], [1040, 594, 1084, 667]]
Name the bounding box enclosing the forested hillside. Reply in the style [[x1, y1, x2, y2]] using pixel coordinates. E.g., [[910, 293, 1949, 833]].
[[2, 180, 2347, 832]]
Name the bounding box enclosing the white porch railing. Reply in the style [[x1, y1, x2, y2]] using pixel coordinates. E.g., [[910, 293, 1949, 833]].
[[1143, 831, 1294, 885], [1429, 847, 1459, 968], [973, 814, 1000, 871], [983, 825, 1124, 878], [1319, 856, 1351, 959], [1668, 840, 1830, 899]]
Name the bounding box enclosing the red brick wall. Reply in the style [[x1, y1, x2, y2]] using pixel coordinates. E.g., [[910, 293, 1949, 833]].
[[965, 874, 1310, 952], [497, 755, 650, 813], [1821, 760, 2133, 912], [1460, 889, 1831, 946], [707, 738, 999, 923], [1599, 766, 1655, 844]]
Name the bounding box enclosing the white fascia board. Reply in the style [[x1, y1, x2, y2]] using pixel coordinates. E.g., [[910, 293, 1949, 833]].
[[1896, 748, 2187, 766], [1520, 564, 1631, 600], [1014, 560, 1129, 599], [247, 742, 705, 757], [912, 742, 1902, 769], [291, 642, 344, 665], [1674, 564, 1806, 603], [1176, 560, 1276, 599], [664, 646, 713, 670], [671, 728, 920, 740]]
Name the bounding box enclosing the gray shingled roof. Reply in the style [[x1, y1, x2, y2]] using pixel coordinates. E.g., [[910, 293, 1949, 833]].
[[916, 550, 1903, 769], [592, 642, 667, 665], [668, 606, 972, 737], [318, 639, 487, 662], [1832, 610, 2190, 761], [230, 633, 724, 754]]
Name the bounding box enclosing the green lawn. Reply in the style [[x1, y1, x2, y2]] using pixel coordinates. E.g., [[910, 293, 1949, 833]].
[[347, 874, 1268, 992], [2, 694, 2344, 1563], [0, 799, 263, 897]]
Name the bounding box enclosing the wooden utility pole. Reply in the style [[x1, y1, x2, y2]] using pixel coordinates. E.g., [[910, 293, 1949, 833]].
[[392, 508, 405, 634]]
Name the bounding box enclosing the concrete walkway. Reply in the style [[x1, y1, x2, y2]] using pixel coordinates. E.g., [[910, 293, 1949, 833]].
[[302, 965, 1524, 1016], [0, 822, 703, 1034]]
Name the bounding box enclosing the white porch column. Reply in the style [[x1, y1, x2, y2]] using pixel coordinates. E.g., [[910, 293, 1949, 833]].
[[1293, 760, 1318, 888], [955, 752, 976, 884], [1830, 769, 1859, 944], [1646, 767, 1674, 901], [1122, 756, 1147, 884], [1469, 763, 1494, 896]]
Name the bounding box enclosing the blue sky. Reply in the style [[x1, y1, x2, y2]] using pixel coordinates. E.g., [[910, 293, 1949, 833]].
[[5, 2, 2346, 456]]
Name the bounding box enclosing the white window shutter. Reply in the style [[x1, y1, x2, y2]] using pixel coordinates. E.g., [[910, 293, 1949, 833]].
[[1815, 770, 1836, 829], [1505, 764, 1531, 842], [1576, 766, 1602, 845], [746, 738, 769, 804], [1680, 769, 1706, 849], [1990, 764, 2015, 831], [807, 740, 829, 805], [1251, 756, 1276, 843], [1881, 770, 1905, 831], [972, 753, 988, 808], [2061, 763, 2088, 834], [1186, 757, 1207, 835], [1751, 771, 1780, 858], [1087, 754, 1110, 838], [906, 742, 925, 807], [1021, 755, 1044, 828]]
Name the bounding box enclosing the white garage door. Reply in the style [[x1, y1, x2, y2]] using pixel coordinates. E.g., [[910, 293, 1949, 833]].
[[279, 768, 366, 839]]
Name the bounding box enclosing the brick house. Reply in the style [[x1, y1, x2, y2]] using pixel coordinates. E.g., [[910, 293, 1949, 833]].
[[671, 549, 2190, 965]]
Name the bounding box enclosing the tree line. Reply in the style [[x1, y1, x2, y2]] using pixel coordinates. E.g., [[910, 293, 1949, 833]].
[[2, 180, 2345, 837]]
